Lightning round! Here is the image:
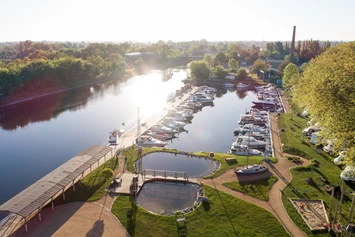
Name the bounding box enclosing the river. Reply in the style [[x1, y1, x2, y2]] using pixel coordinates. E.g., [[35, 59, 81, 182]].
[[0, 68, 257, 207]]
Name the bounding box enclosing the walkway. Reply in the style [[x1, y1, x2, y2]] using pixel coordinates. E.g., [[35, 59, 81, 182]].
[[198, 113, 309, 237], [9, 202, 128, 237]]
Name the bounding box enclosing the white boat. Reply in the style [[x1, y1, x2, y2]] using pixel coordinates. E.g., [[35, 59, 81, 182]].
[[236, 83, 249, 89], [166, 93, 176, 101], [252, 99, 277, 107], [150, 124, 178, 134], [162, 120, 186, 129], [179, 102, 203, 110], [254, 83, 274, 91], [146, 131, 174, 140], [138, 136, 167, 147], [249, 108, 269, 116], [223, 82, 235, 88], [235, 165, 268, 175], [233, 135, 267, 148], [168, 109, 194, 120], [238, 114, 267, 126], [229, 145, 263, 156], [191, 95, 214, 104], [108, 129, 125, 144], [234, 124, 268, 135]]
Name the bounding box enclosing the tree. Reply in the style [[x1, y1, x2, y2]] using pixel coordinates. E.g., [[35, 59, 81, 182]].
[[102, 168, 114, 179], [271, 51, 281, 59], [283, 63, 299, 87], [236, 68, 247, 80], [278, 60, 291, 76], [134, 58, 145, 73], [188, 60, 210, 81], [284, 53, 299, 64], [294, 42, 355, 164], [228, 59, 239, 72], [212, 65, 227, 79], [251, 59, 268, 74], [203, 54, 213, 65], [215, 52, 226, 64]]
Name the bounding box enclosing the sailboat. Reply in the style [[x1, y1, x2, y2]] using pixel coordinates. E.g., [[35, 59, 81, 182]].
[[234, 124, 268, 175]]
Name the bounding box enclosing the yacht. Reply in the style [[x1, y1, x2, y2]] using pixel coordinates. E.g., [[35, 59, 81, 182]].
[[233, 135, 267, 148], [191, 95, 214, 104], [238, 114, 267, 126], [223, 82, 235, 88], [234, 124, 268, 135], [229, 145, 263, 156], [179, 101, 203, 110], [236, 83, 249, 89], [168, 109, 194, 120], [150, 124, 178, 134], [138, 136, 167, 147], [252, 99, 277, 109], [108, 129, 125, 144], [235, 165, 268, 175], [161, 120, 186, 129], [146, 131, 174, 140]]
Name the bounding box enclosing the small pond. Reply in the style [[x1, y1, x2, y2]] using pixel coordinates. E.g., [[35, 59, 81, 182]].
[[136, 180, 200, 215], [136, 152, 218, 178]]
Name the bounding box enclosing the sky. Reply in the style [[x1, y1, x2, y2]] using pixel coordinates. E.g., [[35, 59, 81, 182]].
[[1, 0, 354, 42]]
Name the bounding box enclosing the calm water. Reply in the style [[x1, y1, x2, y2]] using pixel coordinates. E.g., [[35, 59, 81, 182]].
[[0, 69, 186, 205], [167, 89, 257, 152], [136, 180, 199, 215], [138, 152, 216, 178], [0, 70, 257, 206]]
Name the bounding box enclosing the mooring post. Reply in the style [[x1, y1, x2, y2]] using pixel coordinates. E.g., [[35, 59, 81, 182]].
[[38, 208, 41, 221], [72, 180, 76, 192], [24, 217, 28, 232], [51, 197, 54, 210], [62, 188, 66, 200]]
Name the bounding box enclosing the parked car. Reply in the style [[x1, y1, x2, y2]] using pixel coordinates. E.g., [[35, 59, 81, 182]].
[[334, 151, 346, 166], [340, 166, 355, 182], [303, 126, 321, 137], [323, 143, 333, 154], [310, 132, 321, 145]]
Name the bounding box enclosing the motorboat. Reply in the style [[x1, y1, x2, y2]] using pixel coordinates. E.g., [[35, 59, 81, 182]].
[[191, 95, 214, 104], [242, 131, 269, 140], [108, 129, 125, 144], [166, 92, 176, 102], [146, 131, 174, 140], [233, 135, 267, 148], [150, 124, 178, 134], [168, 109, 194, 120], [249, 108, 269, 117], [235, 165, 268, 175], [234, 124, 268, 135], [179, 101, 203, 110], [238, 114, 267, 126], [254, 83, 274, 91], [223, 82, 235, 88], [194, 92, 214, 99], [161, 120, 186, 129], [252, 99, 277, 108], [138, 136, 167, 147], [229, 145, 263, 156], [236, 83, 249, 89]]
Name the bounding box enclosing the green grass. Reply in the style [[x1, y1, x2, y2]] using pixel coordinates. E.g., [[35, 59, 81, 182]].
[[52, 157, 118, 205], [192, 151, 265, 178], [278, 113, 355, 237], [222, 176, 278, 201], [112, 186, 289, 237]]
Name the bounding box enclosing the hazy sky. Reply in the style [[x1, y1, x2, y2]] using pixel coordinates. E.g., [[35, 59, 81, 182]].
[[1, 0, 354, 42]]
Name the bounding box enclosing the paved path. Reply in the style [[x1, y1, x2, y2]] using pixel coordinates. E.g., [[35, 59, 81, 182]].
[[9, 202, 128, 237], [198, 112, 309, 237]]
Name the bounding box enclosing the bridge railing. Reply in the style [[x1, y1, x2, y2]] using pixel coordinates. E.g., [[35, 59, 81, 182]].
[[143, 169, 189, 181]]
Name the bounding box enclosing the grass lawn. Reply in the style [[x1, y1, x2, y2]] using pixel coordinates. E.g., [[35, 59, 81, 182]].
[[222, 176, 278, 201], [112, 185, 289, 237], [121, 146, 268, 178], [278, 113, 355, 236], [52, 156, 118, 205]]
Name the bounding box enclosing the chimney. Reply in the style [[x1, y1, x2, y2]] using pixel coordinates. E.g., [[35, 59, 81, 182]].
[[290, 26, 296, 63]]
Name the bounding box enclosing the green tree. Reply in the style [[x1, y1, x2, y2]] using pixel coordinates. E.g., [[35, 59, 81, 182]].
[[188, 60, 210, 81], [134, 58, 144, 73], [215, 52, 226, 65], [283, 63, 299, 87], [294, 42, 355, 164], [251, 59, 268, 73], [284, 53, 299, 64], [203, 54, 213, 65], [278, 60, 291, 76], [102, 168, 114, 179], [212, 65, 228, 79], [228, 59, 239, 72], [271, 51, 281, 59], [236, 68, 247, 80]]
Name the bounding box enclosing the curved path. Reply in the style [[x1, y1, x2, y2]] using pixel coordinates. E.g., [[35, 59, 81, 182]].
[[198, 113, 309, 237], [9, 202, 128, 237]]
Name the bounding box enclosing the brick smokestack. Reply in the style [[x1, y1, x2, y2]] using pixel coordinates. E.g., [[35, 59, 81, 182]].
[[290, 26, 296, 63]]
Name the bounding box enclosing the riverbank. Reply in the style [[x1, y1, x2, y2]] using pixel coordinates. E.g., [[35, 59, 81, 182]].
[[0, 74, 127, 108]]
